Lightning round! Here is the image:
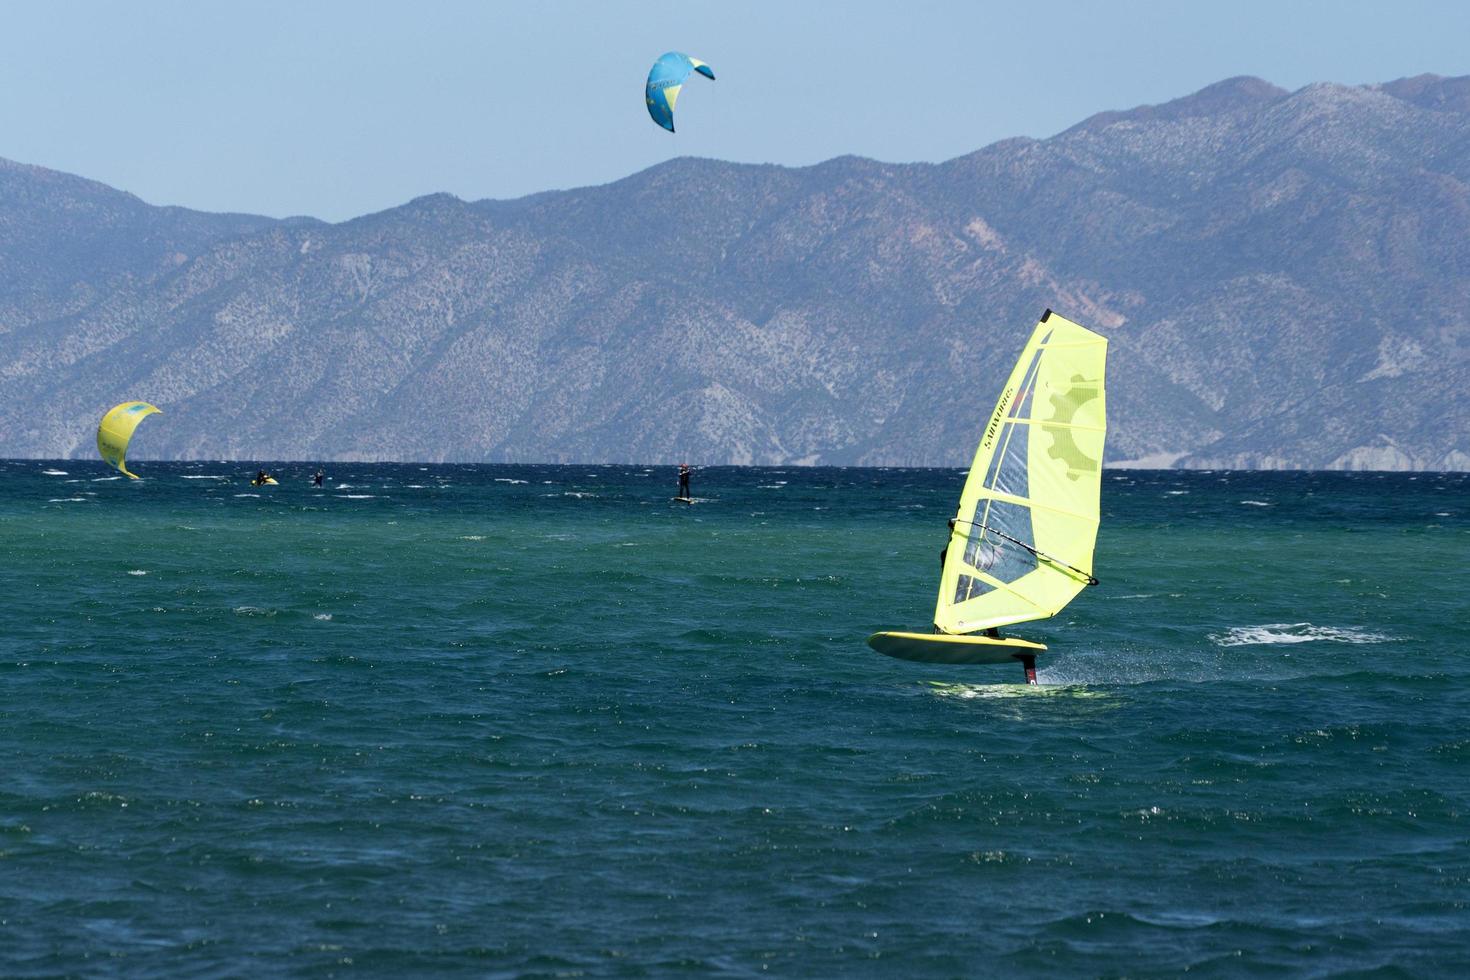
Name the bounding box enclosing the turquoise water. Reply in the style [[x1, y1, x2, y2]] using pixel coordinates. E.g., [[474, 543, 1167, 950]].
[[2, 461, 1467, 976]]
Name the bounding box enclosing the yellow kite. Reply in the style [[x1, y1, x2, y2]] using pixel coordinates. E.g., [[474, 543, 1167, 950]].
[[96, 401, 162, 478]]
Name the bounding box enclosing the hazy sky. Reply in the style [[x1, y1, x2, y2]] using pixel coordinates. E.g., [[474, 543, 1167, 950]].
[[1, 0, 1467, 220]]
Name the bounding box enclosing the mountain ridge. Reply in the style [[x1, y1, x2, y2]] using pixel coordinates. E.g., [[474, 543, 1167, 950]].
[[1, 74, 1467, 469]]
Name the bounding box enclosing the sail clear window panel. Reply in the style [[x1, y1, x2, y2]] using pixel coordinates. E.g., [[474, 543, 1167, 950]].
[[982, 356, 1043, 491], [985, 421, 1031, 501], [1008, 347, 1046, 419], [953, 574, 995, 603], [963, 498, 1037, 583]]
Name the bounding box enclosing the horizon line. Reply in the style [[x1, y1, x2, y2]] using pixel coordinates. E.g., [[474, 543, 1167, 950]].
[[8, 457, 1465, 476]]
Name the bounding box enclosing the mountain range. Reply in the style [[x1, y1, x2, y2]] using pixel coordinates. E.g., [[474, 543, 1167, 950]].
[[2, 73, 1469, 469]]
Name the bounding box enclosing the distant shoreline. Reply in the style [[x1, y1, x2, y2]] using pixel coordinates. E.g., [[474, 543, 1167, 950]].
[[6, 457, 1467, 475]]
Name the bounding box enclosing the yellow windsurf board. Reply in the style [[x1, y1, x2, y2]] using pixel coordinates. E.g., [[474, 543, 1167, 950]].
[[867, 631, 1046, 665]]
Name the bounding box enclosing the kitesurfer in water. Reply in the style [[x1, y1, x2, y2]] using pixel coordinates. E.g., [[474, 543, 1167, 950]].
[[677, 463, 691, 500], [313, 468, 324, 487]]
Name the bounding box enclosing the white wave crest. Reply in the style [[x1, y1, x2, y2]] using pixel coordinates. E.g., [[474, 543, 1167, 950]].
[[1209, 623, 1396, 647], [1239, 500, 1271, 507], [48, 497, 89, 503], [313, 613, 333, 621], [41, 468, 67, 475], [127, 570, 147, 576]]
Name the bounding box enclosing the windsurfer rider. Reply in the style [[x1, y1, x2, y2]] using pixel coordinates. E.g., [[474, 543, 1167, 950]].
[[939, 518, 956, 568], [313, 469, 324, 487], [939, 518, 1001, 638], [677, 463, 691, 500]]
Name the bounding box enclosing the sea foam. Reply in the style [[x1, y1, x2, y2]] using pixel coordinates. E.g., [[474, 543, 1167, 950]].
[[1209, 623, 1395, 647]]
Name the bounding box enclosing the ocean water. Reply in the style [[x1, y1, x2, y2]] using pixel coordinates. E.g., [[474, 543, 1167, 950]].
[[1, 461, 1467, 977]]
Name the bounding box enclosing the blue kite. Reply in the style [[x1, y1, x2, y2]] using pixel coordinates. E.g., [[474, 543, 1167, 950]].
[[645, 52, 715, 133]]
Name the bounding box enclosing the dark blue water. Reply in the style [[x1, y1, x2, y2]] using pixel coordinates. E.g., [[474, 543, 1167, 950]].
[[2, 462, 1467, 976]]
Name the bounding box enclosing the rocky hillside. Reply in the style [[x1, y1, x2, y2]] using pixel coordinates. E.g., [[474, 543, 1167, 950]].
[[2, 74, 1468, 469]]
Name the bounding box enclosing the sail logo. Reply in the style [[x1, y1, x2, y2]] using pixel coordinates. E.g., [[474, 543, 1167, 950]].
[[982, 387, 1014, 450], [1046, 375, 1101, 479]]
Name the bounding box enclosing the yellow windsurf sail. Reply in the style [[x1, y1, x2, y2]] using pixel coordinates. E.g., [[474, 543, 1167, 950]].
[[96, 401, 162, 478], [934, 310, 1107, 635]]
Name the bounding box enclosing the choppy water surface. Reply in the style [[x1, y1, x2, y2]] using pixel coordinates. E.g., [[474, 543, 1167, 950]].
[[2, 462, 1467, 976]]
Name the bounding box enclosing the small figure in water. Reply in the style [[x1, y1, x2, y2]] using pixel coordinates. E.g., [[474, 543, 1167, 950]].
[[313, 468, 324, 487], [677, 463, 691, 500], [254, 468, 270, 487]]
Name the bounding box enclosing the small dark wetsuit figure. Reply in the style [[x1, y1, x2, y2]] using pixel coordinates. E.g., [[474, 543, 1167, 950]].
[[254, 468, 270, 486], [677, 463, 691, 500], [939, 518, 957, 568], [313, 468, 324, 487], [939, 517, 1002, 639]]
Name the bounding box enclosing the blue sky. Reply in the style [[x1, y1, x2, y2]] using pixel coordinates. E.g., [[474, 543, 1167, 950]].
[[1, 0, 1466, 220]]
